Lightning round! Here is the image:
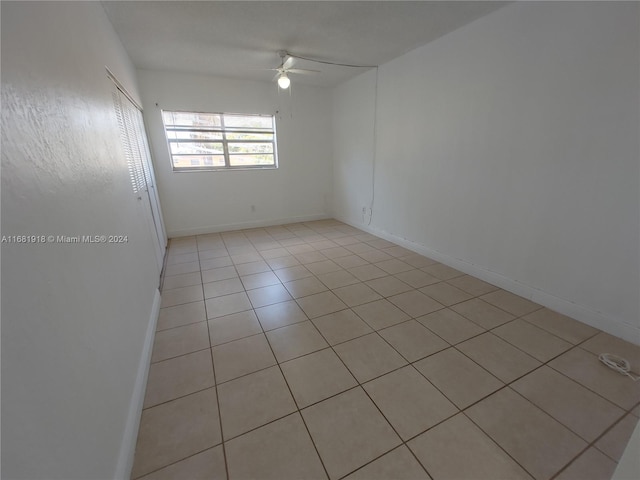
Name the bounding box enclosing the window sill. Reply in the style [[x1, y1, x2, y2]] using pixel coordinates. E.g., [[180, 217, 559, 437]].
[[172, 166, 278, 173]]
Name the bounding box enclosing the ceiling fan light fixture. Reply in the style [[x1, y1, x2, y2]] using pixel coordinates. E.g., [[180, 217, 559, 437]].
[[277, 73, 290, 89]]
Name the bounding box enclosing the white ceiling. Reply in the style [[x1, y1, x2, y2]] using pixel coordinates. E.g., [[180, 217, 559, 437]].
[[102, 1, 507, 88]]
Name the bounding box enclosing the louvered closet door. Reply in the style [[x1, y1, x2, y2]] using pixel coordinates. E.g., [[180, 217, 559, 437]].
[[112, 83, 167, 274]]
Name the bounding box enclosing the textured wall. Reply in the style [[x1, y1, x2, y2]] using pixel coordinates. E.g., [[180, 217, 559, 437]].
[[1, 2, 160, 478]]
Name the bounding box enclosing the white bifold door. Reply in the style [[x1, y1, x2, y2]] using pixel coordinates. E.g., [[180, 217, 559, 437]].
[[111, 78, 167, 275]]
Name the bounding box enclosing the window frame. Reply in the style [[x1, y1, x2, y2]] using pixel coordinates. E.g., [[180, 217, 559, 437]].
[[161, 110, 279, 172]]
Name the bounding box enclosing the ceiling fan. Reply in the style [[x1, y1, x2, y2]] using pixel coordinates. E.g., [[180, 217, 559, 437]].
[[268, 50, 320, 89]]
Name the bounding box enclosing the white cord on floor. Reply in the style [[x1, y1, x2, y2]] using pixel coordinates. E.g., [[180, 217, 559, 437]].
[[599, 353, 640, 381]]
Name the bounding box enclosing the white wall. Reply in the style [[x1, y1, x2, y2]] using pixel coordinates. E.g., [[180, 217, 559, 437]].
[[333, 2, 640, 343], [332, 69, 377, 224], [1, 2, 161, 478], [137, 69, 333, 237]]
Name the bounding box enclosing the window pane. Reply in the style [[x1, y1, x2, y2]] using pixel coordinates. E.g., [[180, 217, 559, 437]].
[[172, 155, 225, 168], [170, 142, 224, 155], [162, 111, 174, 124], [166, 129, 223, 140], [229, 154, 275, 167], [225, 132, 273, 141], [223, 114, 272, 130], [164, 111, 221, 127], [227, 142, 273, 154]]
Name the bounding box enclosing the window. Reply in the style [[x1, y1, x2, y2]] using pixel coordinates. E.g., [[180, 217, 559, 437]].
[[162, 110, 278, 171]]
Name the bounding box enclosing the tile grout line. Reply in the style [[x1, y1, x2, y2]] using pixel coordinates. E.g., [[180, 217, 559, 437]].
[[546, 335, 636, 410], [131, 445, 220, 480], [454, 335, 605, 476], [200, 258, 231, 480], [295, 301, 437, 480], [450, 337, 632, 477], [460, 407, 539, 479], [260, 317, 333, 480]]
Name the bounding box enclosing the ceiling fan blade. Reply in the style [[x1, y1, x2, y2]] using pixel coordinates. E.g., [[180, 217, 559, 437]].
[[282, 56, 295, 70], [287, 68, 321, 75], [272, 72, 282, 81]]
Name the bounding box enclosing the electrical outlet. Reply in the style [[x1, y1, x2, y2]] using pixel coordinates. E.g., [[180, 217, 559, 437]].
[[251, 205, 256, 212], [362, 206, 367, 214]]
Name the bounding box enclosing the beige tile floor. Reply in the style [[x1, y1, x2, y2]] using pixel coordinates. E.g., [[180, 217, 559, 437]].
[[132, 220, 640, 480]]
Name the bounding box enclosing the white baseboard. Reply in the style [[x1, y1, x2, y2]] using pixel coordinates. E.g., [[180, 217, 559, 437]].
[[114, 288, 161, 479], [167, 213, 331, 238], [612, 420, 640, 480], [339, 217, 640, 346]]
